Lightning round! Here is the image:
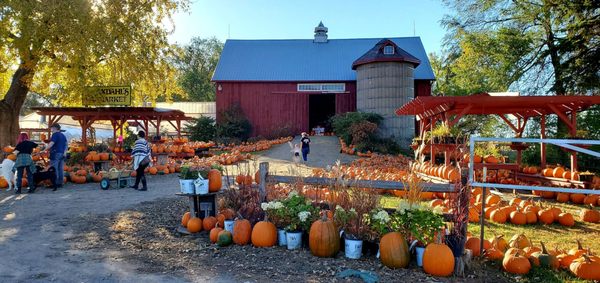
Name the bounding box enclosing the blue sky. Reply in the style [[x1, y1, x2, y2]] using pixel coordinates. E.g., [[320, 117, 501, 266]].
[[168, 0, 450, 54]]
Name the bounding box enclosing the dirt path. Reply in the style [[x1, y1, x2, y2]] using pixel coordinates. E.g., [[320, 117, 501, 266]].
[[0, 135, 356, 283]]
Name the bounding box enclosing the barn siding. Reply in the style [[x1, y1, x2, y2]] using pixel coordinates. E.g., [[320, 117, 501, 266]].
[[415, 80, 432, 97], [216, 81, 356, 137]]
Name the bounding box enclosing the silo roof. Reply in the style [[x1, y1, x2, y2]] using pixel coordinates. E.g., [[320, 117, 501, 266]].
[[352, 38, 421, 69]]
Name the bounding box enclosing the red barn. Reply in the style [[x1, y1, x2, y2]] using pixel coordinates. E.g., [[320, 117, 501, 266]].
[[212, 22, 435, 146]]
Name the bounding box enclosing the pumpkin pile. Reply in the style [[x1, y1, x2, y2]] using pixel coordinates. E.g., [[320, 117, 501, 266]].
[[312, 154, 412, 182], [410, 161, 461, 183], [339, 138, 373, 157], [220, 137, 292, 153], [477, 233, 600, 280]]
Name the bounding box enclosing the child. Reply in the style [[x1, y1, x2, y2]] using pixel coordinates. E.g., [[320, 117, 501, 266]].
[[288, 141, 302, 163]]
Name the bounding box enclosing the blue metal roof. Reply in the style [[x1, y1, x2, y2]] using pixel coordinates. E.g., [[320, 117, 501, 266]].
[[212, 37, 435, 82]]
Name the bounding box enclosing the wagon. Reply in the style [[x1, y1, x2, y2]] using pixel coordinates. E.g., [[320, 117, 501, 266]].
[[100, 168, 135, 190]]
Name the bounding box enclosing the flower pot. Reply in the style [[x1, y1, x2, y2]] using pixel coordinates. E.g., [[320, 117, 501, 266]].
[[277, 229, 287, 246], [416, 246, 425, 267], [179, 179, 195, 194], [344, 238, 363, 259], [446, 234, 465, 257], [193, 179, 209, 194], [286, 231, 302, 250], [224, 220, 234, 234]]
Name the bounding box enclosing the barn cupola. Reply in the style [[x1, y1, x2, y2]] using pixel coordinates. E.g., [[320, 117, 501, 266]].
[[314, 21, 328, 43]]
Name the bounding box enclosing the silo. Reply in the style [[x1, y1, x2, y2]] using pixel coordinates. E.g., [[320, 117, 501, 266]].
[[352, 39, 420, 147]]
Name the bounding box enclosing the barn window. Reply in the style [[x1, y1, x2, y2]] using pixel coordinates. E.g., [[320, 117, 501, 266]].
[[298, 83, 345, 92], [383, 45, 394, 55]]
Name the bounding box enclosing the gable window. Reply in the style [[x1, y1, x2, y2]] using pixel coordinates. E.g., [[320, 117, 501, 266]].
[[383, 45, 394, 55], [298, 83, 345, 92]]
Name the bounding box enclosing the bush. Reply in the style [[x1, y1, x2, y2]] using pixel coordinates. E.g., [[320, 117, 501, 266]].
[[216, 103, 252, 141], [185, 116, 216, 142], [264, 123, 295, 140], [330, 112, 383, 145]]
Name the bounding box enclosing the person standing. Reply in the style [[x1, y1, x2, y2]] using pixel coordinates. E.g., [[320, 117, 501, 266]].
[[13, 133, 38, 194], [130, 130, 152, 191], [300, 132, 311, 162], [45, 123, 67, 188]]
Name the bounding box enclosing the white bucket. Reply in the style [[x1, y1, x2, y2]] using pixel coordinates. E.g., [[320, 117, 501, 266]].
[[179, 179, 195, 194], [344, 238, 363, 259], [278, 229, 287, 246], [286, 232, 302, 250], [224, 220, 234, 234], [416, 246, 426, 267], [194, 179, 209, 195]]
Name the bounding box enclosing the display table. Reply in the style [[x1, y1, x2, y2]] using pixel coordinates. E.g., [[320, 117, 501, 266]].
[[176, 192, 218, 219]]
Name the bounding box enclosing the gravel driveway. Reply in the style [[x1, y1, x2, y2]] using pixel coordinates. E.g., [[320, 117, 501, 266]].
[[0, 135, 356, 283]]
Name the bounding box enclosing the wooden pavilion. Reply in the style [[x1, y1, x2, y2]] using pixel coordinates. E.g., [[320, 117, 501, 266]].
[[395, 93, 600, 171], [31, 107, 192, 145]]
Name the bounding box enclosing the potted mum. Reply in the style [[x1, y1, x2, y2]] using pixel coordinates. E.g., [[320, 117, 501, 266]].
[[280, 191, 318, 250], [261, 200, 287, 246], [395, 200, 445, 267]]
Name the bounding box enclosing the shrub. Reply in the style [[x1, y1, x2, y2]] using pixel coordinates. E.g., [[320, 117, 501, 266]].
[[264, 123, 295, 140], [330, 112, 383, 145], [185, 116, 216, 142], [216, 103, 252, 141], [350, 121, 378, 145]]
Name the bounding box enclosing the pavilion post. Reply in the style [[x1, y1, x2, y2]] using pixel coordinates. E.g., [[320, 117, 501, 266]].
[[156, 117, 162, 137], [570, 112, 578, 171], [540, 115, 546, 168], [177, 119, 182, 138]]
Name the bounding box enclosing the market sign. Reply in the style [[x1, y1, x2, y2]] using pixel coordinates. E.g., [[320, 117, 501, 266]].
[[83, 86, 132, 106]]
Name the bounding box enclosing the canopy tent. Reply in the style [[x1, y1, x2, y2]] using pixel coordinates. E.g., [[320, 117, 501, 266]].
[[31, 107, 192, 145], [395, 93, 600, 171]]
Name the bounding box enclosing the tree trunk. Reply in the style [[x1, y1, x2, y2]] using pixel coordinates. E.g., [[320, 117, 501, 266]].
[[0, 64, 35, 146]]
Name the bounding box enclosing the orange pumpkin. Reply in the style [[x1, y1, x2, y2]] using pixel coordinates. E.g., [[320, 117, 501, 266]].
[[552, 167, 565, 178], [422, 243, 455, 277], [186, 217, 203, 233], [148, 167, 158, 175], [232, 219, 252, 245], [558, 213, 575, 226], [503, 251, 531, 275], [251, 220, 277, 247], [208, 169, 222, 192], [210, 227, 223, 243], [202, 216, 218, 231], [580, 208, 600, 223], [181, 212, 191, 227]]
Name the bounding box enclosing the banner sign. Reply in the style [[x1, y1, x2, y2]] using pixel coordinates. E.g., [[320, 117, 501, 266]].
[[83, 86, 132, 106]]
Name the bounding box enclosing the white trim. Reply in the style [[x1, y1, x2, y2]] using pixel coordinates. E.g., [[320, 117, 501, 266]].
[[297, 83, 345, 92]]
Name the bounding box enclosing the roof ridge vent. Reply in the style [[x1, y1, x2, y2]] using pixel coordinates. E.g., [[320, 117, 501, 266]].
[[314, 21, 328, 43]]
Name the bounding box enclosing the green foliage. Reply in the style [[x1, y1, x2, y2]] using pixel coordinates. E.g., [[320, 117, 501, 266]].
[[395, 201, 445, 246], [179, 165, 209, 180], [121, 128, 137, 150], [277, 192, 320, 232], [330, 112, 383, 145], [88, 143, 109, 153], [441, 0, 600, 94], [216, 103, 252, 142], [172, 37, 223, 102], [66, 152, 85, 167], [185, 116, 216, 142], [330, 112, 400, 154]]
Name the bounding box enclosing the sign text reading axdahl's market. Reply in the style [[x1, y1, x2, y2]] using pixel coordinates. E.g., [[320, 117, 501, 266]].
[[83, 86, 132, 106]]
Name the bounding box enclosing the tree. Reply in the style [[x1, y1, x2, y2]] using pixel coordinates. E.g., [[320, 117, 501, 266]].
[[185, 116, 216, 142], [173, 37, 223, 101], [442, 0, 600, 95], [0, 0, 188, 146]]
